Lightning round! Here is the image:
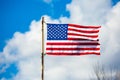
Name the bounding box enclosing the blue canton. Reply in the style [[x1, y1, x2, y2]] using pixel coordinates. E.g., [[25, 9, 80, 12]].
[[47, 24, 68, 40]]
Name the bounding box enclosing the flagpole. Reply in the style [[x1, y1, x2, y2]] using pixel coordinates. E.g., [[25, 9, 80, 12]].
[[41, 17, 44, 80]]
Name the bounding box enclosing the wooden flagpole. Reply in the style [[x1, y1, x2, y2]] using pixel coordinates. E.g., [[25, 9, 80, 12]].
[[41, 17, 44, 80]]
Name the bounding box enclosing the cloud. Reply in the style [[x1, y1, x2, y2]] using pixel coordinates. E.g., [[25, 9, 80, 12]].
[[0, 0, 120, 80], [43, 0, 60, 4], [43, 0, 52, 4], [104, 2, 120, 66], [66, 0, 111, 25]]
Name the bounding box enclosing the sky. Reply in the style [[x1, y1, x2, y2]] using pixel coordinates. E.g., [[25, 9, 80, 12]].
[[0, 0, 120, 80]]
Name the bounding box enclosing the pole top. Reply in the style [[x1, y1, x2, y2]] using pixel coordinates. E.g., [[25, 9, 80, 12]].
[[42, 17, 44, 20], [42, 17, 44, 22], [42, 17, 47, 24]]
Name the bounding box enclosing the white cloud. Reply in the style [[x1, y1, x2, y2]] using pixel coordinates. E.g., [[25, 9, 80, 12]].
[[43, 0, 60, 4], [43, 0, 52, 4], [103, 2, 120, 64], [0, 0, 120, 80], [66, 0, 111, 25]]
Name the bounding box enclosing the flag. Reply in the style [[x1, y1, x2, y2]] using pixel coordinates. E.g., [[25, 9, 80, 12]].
[[46, 24, 101, 55]]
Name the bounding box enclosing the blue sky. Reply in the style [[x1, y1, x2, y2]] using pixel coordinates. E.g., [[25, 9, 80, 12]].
[[0, 0, 71, 79], [0, 0, 71, 51], [0, 0, 120, 80]]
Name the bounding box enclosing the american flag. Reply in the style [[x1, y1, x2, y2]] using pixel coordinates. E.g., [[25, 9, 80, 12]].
[[46, 24, 101, 55]]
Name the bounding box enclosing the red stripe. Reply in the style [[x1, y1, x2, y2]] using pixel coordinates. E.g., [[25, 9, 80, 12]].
[[68, 24, 101, 29], [47, 42, 100, 45], [68, 28, 99, 33], [68, 33, 98, 38], [67, 38, 99, 41], [46, 48, 100, 50], [46, 52, 100, 55]]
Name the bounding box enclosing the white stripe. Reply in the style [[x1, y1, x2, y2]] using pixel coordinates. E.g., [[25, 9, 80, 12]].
[[68, 35, 98, 40], [68, 31, 98, 36], [46, 50, 100, 53]]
